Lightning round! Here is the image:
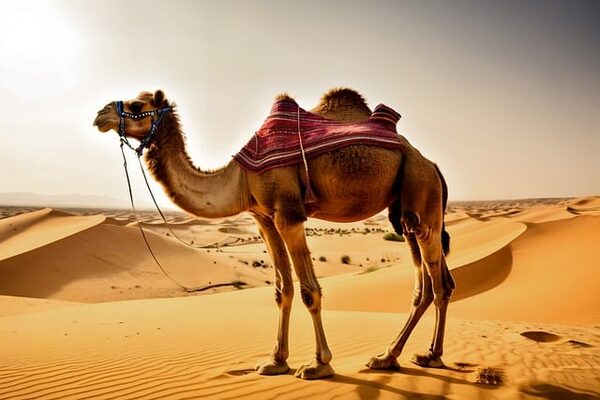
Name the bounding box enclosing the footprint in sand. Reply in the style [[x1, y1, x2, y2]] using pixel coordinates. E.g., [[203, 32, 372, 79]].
[[224, 369, 255, 377], [566, 340, 593, 348], [520, 331, 562, 343]]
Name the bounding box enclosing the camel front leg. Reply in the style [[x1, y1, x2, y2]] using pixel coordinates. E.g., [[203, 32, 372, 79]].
[[253, 215, 294, 375], [275, 219, 334, 380]]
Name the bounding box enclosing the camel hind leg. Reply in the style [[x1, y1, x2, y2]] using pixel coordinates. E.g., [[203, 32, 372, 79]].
[[410, 222, 454, 368], [405, 164, 454, 368], [368, 160, 455, 370], [367, 204, 434, 370]]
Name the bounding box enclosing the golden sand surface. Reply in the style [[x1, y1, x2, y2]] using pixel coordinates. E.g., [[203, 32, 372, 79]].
[[0, 196, 599, 399]]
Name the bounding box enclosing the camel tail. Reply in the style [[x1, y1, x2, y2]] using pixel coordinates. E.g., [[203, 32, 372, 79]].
[[442, 230, 450, 257], [435, 164, 451, 256]]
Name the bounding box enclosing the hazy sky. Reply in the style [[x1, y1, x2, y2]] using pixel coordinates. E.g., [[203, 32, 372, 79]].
[[0, 0, 599, 205]]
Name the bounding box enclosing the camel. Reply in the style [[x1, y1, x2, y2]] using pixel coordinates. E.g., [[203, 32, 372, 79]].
[[93, 88, 455, 380]]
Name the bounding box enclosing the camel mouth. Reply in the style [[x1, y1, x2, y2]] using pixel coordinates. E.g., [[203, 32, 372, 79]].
[[93, 115, 118, 132], [93, 104, 118, 132]]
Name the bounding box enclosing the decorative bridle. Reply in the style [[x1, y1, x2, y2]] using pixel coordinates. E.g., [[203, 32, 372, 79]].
[[115, 100, 172, 156]]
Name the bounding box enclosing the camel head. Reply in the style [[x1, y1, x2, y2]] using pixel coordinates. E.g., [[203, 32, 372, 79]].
[[93, 90, 170, 140]]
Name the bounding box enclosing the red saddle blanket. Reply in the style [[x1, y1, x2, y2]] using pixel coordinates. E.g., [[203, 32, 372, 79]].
[[233, 98, 404, 173]]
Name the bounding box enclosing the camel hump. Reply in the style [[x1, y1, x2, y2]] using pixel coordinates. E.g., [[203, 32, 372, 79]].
[[274, 92, 296, 103], [317, 88, 369, 109], [311, 87, 372, 122]]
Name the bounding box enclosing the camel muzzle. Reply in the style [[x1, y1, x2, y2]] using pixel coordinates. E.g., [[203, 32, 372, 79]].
[[93, 103, 118, 131]]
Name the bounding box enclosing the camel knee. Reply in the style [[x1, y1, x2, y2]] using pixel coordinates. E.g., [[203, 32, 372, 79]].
[[412, 269, 433, 307], [424, 260, 453, 306], [275, 285, 294, 308], [441, 262, 455, 300], [301, 287, 322, 313], [436, 284, 453, 307], [413, 285, 434, 307], [412, 291, 433, 308]]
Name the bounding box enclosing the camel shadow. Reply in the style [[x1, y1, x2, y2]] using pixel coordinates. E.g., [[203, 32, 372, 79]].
[[519, 383, 599, 400], [329, 372, 448, 400], [359, 366, 473, 385], [227, 363, 501, 399], [329, 365, 502, 399], [226, 368, 450, 399]]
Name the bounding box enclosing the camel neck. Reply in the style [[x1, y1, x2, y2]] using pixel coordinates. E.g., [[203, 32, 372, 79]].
[[144, 112, 250, 218]]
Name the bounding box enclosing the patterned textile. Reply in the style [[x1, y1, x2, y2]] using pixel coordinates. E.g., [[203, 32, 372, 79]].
[[234, 98, 404, 173]]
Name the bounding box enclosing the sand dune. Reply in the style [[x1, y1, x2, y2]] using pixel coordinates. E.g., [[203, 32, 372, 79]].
[[0, 215, 274, 302], [510, 205, 577, 223], [446, 217, 526, 266], [449, 214, 600, 324], [293, 217, 527, 315], [566, 196, 600, 216], [0, 210, 373, 302], [444, 210, 472, 225], [0, 208, 105, 261], [0, 202, 597, 319], [311, 209, 599, 324]]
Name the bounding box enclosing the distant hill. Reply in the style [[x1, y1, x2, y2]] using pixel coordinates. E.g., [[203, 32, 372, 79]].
[[0, 192, 130, 209]]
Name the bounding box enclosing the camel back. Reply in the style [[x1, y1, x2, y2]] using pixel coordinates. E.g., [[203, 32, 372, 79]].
[[234, 98, 404, 173]]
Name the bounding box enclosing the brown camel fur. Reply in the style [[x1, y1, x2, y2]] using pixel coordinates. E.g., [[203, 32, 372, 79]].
[[93, 88, 455, 380]]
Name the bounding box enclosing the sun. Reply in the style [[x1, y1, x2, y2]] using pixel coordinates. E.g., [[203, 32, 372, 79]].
[[0, 1, 82, 100]]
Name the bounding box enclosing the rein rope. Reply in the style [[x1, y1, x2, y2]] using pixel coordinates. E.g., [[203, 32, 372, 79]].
[[115, 100, 241, 293], [297, 105, 316, 203]]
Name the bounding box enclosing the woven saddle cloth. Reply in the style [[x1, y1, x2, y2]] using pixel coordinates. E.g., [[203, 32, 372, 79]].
[[234, 98, 404, 173]]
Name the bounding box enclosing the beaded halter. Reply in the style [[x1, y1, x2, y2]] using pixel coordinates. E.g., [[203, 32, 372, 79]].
[[115, 100, 172, 155]]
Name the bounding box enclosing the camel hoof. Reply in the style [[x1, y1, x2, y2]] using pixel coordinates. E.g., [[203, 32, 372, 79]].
[[366, 353, 401, 370], [256, 358, 290, 375], [294, 360, 335, 380], [411, 352, 444, 368]]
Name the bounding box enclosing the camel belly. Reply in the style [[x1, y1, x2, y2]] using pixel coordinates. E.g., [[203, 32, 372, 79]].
[[306, 146, 402, 222], [308, 201, 389, 222]]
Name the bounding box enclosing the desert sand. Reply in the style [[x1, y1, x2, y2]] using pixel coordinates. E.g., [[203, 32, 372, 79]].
[[0, 196, 599, 399]]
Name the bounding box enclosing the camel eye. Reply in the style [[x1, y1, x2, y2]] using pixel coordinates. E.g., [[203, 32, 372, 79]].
[[129, 101, 144, 114]]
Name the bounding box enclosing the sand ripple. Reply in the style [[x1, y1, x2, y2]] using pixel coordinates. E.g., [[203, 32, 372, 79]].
[[1, 297, 598, 399]]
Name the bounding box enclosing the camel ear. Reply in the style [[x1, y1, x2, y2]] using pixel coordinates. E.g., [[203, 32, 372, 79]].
[[153, 90, 165, 107]]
